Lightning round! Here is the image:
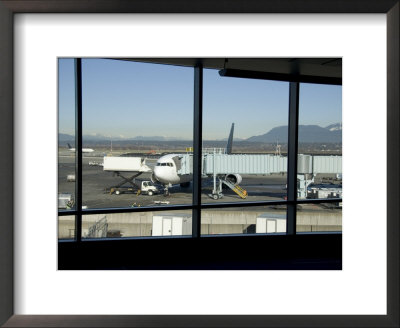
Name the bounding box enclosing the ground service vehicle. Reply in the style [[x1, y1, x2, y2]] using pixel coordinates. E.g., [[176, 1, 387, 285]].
[[108, 180, 159, 196]]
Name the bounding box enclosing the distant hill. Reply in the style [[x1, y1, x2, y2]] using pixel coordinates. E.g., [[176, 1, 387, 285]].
[[132, 136, 185, 141], [59, 123, 342, 144], [246, 124, 342, 143], [58, 133, 184, 142], [325, 123, 342, 131], [58, 133, 74, 141]]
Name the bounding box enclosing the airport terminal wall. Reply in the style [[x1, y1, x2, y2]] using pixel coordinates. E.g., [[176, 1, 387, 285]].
[[58, 208, 342, 239]]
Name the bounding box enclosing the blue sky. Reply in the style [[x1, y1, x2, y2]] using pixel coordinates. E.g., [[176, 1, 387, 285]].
[[58, 59, 342, 140]]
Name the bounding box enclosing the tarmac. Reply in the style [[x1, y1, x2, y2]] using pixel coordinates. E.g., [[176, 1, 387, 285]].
[[58, 150, 341, 210], [58, 151, 290, 209]]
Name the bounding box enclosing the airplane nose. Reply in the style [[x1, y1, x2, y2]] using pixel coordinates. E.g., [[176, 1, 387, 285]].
[[151, 172, 158, 184], [153, 165, 159, 175], [153, 166, 162, 182]]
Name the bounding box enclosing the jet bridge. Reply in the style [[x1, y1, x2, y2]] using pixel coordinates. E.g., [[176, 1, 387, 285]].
[[178, 153, 288, 175], [177, 152, 342, 199], [178, 153, 341, 176]]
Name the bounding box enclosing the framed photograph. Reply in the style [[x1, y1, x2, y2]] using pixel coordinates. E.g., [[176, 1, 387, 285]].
[[1, 1, 398, 327]]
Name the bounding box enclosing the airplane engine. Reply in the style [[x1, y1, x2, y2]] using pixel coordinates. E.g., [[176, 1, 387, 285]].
[[225, 174, 242, 185]]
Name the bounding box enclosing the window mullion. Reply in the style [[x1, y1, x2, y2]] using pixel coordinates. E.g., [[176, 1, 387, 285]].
[[74, 58, 83, 242], [192, 64, 203, 238], [287, 81, 300, 235]]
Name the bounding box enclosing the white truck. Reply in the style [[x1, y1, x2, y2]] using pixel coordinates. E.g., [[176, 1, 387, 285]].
[[109, 180, 159, 196]]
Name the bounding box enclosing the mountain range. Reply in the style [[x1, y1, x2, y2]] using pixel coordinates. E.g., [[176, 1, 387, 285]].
[[58, 133, 185, 142], [59, 123, 342, 144], [246, 123, 342, 143]]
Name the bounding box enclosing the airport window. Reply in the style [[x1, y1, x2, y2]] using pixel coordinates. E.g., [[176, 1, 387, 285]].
[[297, 202, 342, 232], [201, 205, 287, 235], [202, 68, 289, 206], [200, 68, 289, 235], [58, 215, 76, 239], [80, 59, 194, 211], [58, 58, 342, 249], [58, 59, 76, 239], [297, 83, 342, 232]]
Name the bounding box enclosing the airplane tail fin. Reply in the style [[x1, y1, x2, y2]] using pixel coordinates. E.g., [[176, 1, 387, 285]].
[[226, 123, 234, 154], [67, 143, 72, 149]]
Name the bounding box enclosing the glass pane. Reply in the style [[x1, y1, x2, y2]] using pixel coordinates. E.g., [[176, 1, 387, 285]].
[[201, 205, 287, 235], [81, 59, 194, 209], [58, 215, 76, 240], [297, 202, 342, 232], [202, 68, 289, 204], [298, 83, 342, 200], [58, 58, 76, 215], [82, 210, 192, 239]]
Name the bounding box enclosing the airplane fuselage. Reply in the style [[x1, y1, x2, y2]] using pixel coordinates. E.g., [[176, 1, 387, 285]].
[[67, 143, 94, 153], [153, 154, 191, 185], [68, 148, 94, 153]]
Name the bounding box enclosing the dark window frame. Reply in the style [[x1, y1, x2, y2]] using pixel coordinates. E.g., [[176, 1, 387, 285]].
[[58, 58, 342, 269]]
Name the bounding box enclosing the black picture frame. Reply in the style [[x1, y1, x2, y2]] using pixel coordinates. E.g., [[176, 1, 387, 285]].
[[1, 1, 398, 327]]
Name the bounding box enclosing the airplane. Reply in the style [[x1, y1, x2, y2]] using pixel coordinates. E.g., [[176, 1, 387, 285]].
[[151, 123, 243, 196], [67, 143, 94, 153]]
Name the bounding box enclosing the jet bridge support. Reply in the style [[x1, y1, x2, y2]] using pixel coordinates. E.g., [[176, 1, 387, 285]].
[[210, 178, 222, 200], [297, 174, 314, 199]]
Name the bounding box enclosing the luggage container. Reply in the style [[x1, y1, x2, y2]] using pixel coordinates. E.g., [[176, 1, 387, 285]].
[[58, 193, 73, 209], [152, 213, 192, 236], [66, 174, 75, 182], [256, 213, 286, 233]]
